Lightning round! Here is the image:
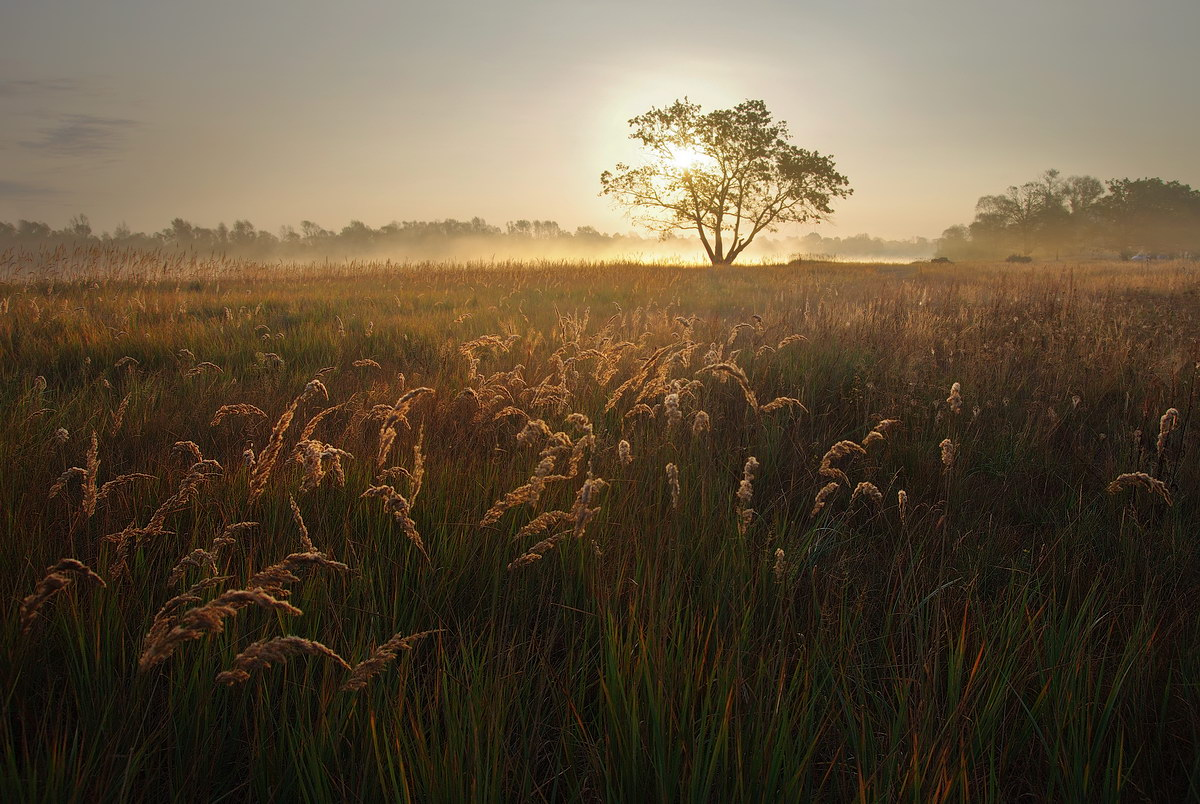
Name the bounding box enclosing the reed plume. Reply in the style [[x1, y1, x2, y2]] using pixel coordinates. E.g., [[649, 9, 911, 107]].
[[507, 529, 572, 570], [605, 343, 675, 413], [699, 362, 759, 412], [95, 472, 155, 505], [249, 379, 327, 502], [376, 387, 435, 469], [247, 551, 351, 596], [362, 485, 428, 558], [138, 588, 302, 670], [1157, 407, 1180, 457], [1107, 472, 1173, 505], [294, 439, 352, 492], [692, 410, 710, 436], [940, 439, 957, 470], [290, 496, 316, 552], [811, 481, 840, 516], [300, 402, 347, 441], [947, 382, 963, 415], [773, 548, 786, 584], [818, 440, 867, 487], [515, 511, 573, 541], [862, 418, 901, 448], [172, 440, 204, 465], [83, 431, 99, 517], [342, 629, 444, 691], [663, 392, 682, 428], [142, 576, 231, 657], [776, 334, 807, 349], [760, 397, 807, 414], [482, 416, 580, 525], [19, 558, 106, 633], [408, 428, 426, 502], [666, 463, 680, 509], [168, 522, 258, 586], [216, 636, 351, 685], [736, 457, 759, 535], [624, 403, 655, 422], [850, 481, 883, 509], [506, 475, 604, 568], [110, 392, 131, 435], [492, 405, 529, 423], [48, 467, 87, 501], [571, 473, 607, 540], [107, 460, 224, 579], [167, 549, 219, 586], [185, 361, 223, 377], [618, 439, 633, 465]]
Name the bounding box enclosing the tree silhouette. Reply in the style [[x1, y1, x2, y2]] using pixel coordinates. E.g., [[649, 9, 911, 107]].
[[600, 99, 851, 266]]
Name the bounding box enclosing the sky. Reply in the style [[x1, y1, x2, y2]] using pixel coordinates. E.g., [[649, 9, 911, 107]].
[[2, 0, 1199, 241]]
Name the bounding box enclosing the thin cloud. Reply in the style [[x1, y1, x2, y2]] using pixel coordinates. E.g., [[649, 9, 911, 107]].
[[18, 114, 137, 157], [0, 79, 85, 98], [0, 179, 59, 199]]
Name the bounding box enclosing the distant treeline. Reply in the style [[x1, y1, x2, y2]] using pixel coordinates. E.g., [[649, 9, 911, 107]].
[[0, 216, 665, 259], [937, 172, 1200, 260], [790, 232, 933, 260], [0, 214, 933, 262]]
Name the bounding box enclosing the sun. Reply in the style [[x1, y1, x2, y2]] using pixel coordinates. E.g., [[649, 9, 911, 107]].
[[666, 145, 713, 171]]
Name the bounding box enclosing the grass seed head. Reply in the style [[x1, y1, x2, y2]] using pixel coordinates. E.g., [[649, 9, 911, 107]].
[[947, 382, 963, 415], [1107, 472, 1173, 505], [216, 636, 350, 685], [819, 440, 867, 486], [811, 481, 841, 516], [1157, 407, 1180, 457], [19, 558, 106, 633], [850, 481, 884, 509], [940, 438, 957, 469], [342, 629, 444, 692], [138, 588, 302, 671]]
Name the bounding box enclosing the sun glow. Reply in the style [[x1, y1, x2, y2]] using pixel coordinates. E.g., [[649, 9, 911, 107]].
[[666, 146, 714, 171]]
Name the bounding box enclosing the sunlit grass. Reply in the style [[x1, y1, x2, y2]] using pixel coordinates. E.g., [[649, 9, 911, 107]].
[[1, 254, 1198, 801]]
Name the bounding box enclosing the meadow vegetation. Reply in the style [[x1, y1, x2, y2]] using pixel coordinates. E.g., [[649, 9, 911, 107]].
[[1, 254, 1198, 801]]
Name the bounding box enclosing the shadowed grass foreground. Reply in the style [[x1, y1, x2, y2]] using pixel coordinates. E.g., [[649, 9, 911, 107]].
[[1, 257, 1198, 801]]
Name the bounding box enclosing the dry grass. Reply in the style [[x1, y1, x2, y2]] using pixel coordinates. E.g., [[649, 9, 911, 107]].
[[2, 254, 1198, 801]]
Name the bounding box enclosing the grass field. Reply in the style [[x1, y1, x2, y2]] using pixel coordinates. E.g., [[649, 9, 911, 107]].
[[2, 256, 1198, 801]]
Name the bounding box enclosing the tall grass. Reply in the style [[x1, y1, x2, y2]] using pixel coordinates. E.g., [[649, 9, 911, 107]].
[[1, 255, 1198, 801]]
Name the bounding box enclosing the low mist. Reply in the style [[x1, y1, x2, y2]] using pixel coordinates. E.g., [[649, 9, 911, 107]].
[[0, 215, 935, 268]]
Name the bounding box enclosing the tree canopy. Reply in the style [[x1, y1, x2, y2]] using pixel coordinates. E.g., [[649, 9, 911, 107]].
[[600, 99, 851, 266]]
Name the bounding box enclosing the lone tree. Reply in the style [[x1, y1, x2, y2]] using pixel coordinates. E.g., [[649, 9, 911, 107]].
[[601, 98, 851, 266]]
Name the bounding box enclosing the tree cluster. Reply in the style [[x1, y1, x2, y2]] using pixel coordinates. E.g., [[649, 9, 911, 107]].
[[938, 170, 1200, 260]]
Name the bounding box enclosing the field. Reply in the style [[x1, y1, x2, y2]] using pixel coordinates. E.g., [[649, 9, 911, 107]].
[[2, 256, 1198, 801]]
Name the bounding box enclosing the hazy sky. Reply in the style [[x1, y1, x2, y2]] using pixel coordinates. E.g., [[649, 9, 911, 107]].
[[2, 0, 1198, 240]]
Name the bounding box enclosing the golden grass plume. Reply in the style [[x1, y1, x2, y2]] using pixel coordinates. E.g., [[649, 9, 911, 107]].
[[342, 629, 444, 692], [19, 558, 106, 633], [1107, 472, 1173, 506], [138, 588, 302, 671], [216, 636, 351, 685]]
